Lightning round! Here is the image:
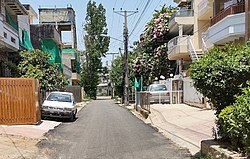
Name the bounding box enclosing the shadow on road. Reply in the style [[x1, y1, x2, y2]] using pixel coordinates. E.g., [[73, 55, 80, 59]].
[[42, 116, 78, 123]]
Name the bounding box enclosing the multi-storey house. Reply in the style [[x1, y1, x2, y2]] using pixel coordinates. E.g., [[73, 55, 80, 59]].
[[0, 0, 34, 77], [167, 0, 213, 107]]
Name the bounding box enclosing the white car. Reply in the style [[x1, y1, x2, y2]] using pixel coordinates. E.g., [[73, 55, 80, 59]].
[[42, 91, 77, 121], [147, 84, 170, 104]]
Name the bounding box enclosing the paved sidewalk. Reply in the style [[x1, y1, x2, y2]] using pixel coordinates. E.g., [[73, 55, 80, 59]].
[[143, 104, 216, 155], [0, 102, 87, 139], [0, 102, 88, 159]]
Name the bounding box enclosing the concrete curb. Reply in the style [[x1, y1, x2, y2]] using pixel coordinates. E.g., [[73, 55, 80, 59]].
[[76, 101, 88, 112], [201, 140, 247, 159], [126, 106, 192, 156], [127, 105, 206, 155]]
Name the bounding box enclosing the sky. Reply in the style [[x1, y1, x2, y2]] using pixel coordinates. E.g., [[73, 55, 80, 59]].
[[19, 0, 176, 66]]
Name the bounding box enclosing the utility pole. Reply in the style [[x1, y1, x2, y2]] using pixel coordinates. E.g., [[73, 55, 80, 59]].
[[114, 9, 138, 106], [246, 0, 250, 42]]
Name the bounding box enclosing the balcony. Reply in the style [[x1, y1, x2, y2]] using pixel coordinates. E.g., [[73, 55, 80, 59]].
[[206, 12, 245, 45], [169, 9, 194, 34], [174, 0, 188, 7], [167, 36, 191, 61], [198, 0, 213, 20], [169, 9, 194, 22], [0, 15, 19, 51], [211, 3, 245, 26], [30, 24, 61, 49]]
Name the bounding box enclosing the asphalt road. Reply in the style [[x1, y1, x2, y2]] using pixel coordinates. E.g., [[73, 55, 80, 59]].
[[39, 97, 190, 159]]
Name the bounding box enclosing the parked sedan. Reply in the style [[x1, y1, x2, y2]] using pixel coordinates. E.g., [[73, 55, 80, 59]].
[[42, 92, 77, 121], [147, 84, 170, 104]]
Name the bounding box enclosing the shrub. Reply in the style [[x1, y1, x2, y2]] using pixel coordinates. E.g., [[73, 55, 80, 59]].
[[218, 82, 250, 155], [190, 45, 250, 115]]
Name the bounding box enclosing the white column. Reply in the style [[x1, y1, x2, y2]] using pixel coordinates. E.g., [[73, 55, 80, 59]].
[[178, 25, 183, 36]]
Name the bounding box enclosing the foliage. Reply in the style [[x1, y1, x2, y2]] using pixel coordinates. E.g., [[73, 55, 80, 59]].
[[132, 6, 177, 85], [82, 96, 92, 102], [218, 81, 250, 155], [80, 1, 110, 99], [0, 53, 21, 77], [191, 154, 211, 159], [110, 55, 124, 98], [110, 52, 136, 98], [18, 49, 67, 91], [190, 45, 250, 115], [142, 5, 176, 48]]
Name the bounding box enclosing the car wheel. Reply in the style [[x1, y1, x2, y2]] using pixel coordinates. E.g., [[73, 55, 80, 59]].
[[69, 113, 74, 122], [73, 110, 77, 119]]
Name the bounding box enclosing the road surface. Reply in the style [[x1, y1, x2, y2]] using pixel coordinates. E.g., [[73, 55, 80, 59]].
[[38, 97, 190, 159]]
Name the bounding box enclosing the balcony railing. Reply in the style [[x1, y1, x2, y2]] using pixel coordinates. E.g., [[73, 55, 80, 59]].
[[169, 9, 194, 22], [211, 3, 245, 26], [168, 35, 188, 55]]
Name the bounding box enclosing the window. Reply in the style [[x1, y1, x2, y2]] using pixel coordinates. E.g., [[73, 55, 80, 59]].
[[4, 32, 7, 38], [47, 93, 72, 102], [11, 37, 15, 43], [150, 84, 167, 91]]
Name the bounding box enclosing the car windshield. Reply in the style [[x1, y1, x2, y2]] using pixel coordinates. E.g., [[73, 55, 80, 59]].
[[47, 93, 72, 102], [150, 85, 167, 91]]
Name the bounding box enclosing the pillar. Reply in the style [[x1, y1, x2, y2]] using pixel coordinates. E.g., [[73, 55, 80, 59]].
[[178, 25, 183, 36], [245, 0, 250, 42]]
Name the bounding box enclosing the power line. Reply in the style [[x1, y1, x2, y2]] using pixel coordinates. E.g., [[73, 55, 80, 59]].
[[129, 0, 152, 37], [130, 0, 173, 39], [121, 0, 126, 8], [127, 0, 145, 29], [113, 9, 138, 106], [110, 0, 117, 38]]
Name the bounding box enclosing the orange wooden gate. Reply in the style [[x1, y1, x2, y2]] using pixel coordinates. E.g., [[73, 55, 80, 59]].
[[0, 78, 41, 125]]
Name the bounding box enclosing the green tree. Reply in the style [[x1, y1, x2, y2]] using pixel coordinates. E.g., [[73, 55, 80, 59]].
[[80, 1, 110, 99], [218, 81, 250, 155], [132, 6, 177, 85], [110, 56, 124, 98], [190, 45, 250, 116], [18, 49, 67, 91]]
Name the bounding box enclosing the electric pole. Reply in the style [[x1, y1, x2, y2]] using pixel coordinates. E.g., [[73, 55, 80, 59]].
[[114, 9, 138, 106], [246, 0, 250, 42]]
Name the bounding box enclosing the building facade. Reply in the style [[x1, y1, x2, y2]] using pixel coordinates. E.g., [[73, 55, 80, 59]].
[[0, 0, 30, 77], [37, 6, 80, 85], [167, 0, 248, 108]]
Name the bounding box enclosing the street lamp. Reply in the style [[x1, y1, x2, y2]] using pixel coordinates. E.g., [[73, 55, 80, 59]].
[[100, 34, 129, 105], [100, 34, 126, 102]]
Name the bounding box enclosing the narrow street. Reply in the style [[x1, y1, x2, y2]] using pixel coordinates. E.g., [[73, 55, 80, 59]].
[[38, 98, 190, 159]]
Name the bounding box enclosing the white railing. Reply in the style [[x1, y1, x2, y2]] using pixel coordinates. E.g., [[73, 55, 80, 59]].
[[167, 35, 188, 55], [187, 36, 199, 61], [201, 33, 208, 54]]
